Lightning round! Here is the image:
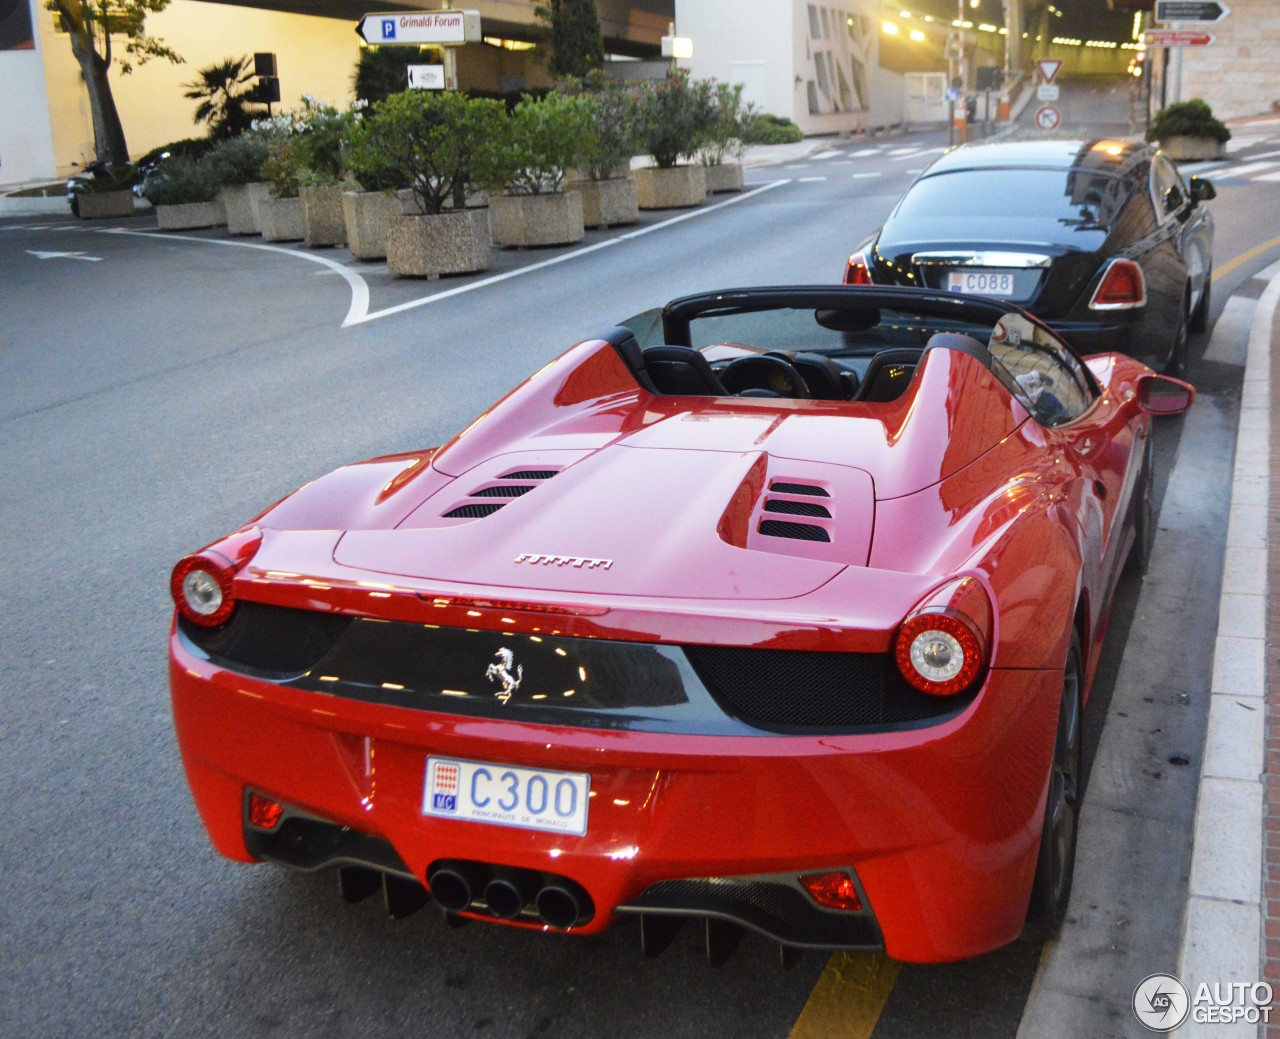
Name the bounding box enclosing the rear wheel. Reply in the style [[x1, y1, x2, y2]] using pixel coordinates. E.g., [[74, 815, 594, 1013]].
[[1024, 631, 1083, 941], [1190, 270, 1212, 334], [1124, 434, 1155, 577]]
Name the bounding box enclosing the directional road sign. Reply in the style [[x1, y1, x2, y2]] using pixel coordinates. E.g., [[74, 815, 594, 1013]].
[[1037, 59, 1062, 84], [1035, 105, 1061, 131], [407, 64, 445, 89], [356, 10, 480, 46], [1143, 28, 1216, 46], [1154, 0, 1230, 24]]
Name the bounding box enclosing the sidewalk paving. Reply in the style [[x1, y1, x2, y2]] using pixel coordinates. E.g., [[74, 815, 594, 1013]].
[[1175, 260, 1279, 1037]]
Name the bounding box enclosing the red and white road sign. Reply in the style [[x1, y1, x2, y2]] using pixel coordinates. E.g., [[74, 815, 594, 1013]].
[[1035, 105, 1061, 131], [1037, 59, 1062, 84], [1142, 29, 1216, 46]]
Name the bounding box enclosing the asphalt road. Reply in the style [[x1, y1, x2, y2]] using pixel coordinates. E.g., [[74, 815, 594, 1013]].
[[1, 77, 1276, 1038]]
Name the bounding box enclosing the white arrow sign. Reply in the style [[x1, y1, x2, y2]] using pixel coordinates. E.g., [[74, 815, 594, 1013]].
[[27, 250, 102, 262], [407, 64, 446, 90], [356, 10, 480, 46]]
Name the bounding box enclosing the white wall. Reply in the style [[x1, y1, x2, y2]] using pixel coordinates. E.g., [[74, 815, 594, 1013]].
[[675, 0, 795, 123], [0, 0, 57, 185], [38, 1, 362, 175], [676, 0, 880, 136]]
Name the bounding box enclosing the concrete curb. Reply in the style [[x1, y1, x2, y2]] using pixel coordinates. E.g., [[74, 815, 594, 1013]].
[[0, 195, 72, 215], [1175, 265, 1280, 1037]]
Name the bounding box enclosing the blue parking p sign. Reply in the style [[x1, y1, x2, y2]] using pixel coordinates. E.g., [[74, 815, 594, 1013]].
[[381, 18, 396, 39]]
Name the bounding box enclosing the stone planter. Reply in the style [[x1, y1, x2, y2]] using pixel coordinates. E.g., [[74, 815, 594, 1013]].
[[567, 176, 639, 229], [342, 189, 415, 261], [490, 191, 585, 247], [386, 208, 492, 278], [74, 190, 135, 219], [1155, 135, 1227, 161], [633, 166, 707, 210], [702, 162, 744, 194], [258, 196, 304, 242], [155, 199, 225, 231], [220, 182, 272, 235], [300, 183, 347, 248]]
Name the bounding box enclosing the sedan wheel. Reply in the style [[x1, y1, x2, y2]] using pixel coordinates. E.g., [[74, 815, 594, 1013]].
[[1164, 296, 1190, 377], [1190, 270, 1212, 333], [1024, 631, 1083, 940]]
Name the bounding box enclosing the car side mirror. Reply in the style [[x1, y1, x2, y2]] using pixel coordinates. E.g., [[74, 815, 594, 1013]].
[[1136, 373, 1195, 415], [1190, 176, 1216, 204]]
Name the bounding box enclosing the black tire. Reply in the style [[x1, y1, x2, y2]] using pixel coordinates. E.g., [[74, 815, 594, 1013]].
[[1124, 433, 1155, 577], [1163, 295, 1190, 378], [1190, 271, 1212, 333], [1024, 631, 1083, 941]]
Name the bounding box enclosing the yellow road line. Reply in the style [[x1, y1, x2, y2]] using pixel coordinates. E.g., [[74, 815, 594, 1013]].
[[1213, 234, 1280, 282], [788, 952, 902, 1039]]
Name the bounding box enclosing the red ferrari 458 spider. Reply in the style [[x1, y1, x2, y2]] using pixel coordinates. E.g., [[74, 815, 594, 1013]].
[[169, 286, 1193, 965]]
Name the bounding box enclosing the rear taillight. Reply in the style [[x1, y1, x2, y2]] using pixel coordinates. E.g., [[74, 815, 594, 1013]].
[[800, 871, 863, 911], [843, 250, 874, 285], [1089, 258, 1147, 310], [247, 792, 284, 830], [170, 527, 262, 628], [894, 577, 992, 696]]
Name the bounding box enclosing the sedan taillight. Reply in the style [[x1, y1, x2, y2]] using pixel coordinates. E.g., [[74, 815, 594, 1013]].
[[1089, 258, 1147, 310], [843, 250, 874, 285], [170, 527, 262, 628]]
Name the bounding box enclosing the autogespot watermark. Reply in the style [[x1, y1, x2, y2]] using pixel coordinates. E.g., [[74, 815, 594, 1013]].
[[1132, 973, 1274, 1031]]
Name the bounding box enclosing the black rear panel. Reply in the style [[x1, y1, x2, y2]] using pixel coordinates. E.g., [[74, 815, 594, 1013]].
[[180, 603, 975, 736]]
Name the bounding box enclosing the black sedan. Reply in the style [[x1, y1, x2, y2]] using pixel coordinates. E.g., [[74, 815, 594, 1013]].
[[843, 139, 1214, 374]]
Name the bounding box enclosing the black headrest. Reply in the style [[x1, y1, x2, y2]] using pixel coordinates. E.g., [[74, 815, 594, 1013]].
[[854, 348, 922, 403], [642, 345, 728, 396]]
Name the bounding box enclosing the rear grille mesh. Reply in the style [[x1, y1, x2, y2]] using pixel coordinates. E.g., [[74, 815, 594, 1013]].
[[769, 482, 828, 497], [764, 499, 832, 518], [684, 644, 969, 730], [759, 519, 831, 542], [442, 470, 557, 520], [442, 502, 505, 519]]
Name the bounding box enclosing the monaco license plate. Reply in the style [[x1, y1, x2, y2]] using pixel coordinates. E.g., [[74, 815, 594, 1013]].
[[947, 269, 1018, 296], [423, 756, 590, 836]]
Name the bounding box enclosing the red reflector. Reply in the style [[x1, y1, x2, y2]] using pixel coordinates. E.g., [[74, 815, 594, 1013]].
[[1090, 259, 1146, 309], [247, 793, 284, 830], [844, 252, 873, 285], [418, 594, 609, 617], [800, 871, 863, 911]]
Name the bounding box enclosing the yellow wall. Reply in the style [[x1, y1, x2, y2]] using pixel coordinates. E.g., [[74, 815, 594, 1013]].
[[39, 1, 361, 173]]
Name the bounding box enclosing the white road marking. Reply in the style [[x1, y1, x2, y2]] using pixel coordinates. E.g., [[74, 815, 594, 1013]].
[[848, 148, 882, 157], [852, 172, 882, 179], [1225, 135, 1271, 152], [785, 163, 808, 169], [887, 147, 919, 156], [89, 180, 791, 328], [1221, 160, 1280, 178], [812, 152, 839, 161], [1253, 171, 1280, 182], [798, 176, 828, 182], [26, 249, 101, 262]]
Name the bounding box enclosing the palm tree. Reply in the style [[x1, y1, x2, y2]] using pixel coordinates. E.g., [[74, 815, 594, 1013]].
[[184, 56, 261, 138]]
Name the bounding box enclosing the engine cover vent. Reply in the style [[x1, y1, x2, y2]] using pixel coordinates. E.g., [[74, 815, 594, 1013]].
[[759, 519, 832, 542], [440, 469, 559, 521], [769, 481, 829, 497]]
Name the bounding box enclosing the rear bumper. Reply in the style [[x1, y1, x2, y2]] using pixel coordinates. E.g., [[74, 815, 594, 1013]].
[[170, 633, 1061, 963]]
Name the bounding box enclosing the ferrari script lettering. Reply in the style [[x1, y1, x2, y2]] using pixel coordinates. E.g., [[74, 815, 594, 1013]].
[[514, 553, 613, 570]]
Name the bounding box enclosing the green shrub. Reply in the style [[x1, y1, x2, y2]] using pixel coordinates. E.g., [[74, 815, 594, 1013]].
[[701, 81, 750, 166], [560, 70, 636, 180], [492, 92, 594, 194], [143, 155, 219, 205], [632, 73, 717, 169], [740, 112, 803, 146], [344, 89, 507, 214], [78, 163, 139, 193], [205, 132, 274, 186], [288, 96, 359, 185], [1146, 99, 1231, 144], [261, 137, 302, 198]]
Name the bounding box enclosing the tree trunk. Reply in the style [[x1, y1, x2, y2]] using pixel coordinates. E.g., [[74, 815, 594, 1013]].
[[61, 5, 130, 163]]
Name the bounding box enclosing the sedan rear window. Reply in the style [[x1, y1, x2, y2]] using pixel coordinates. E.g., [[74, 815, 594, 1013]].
[[894, 169, 1133, 231]]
